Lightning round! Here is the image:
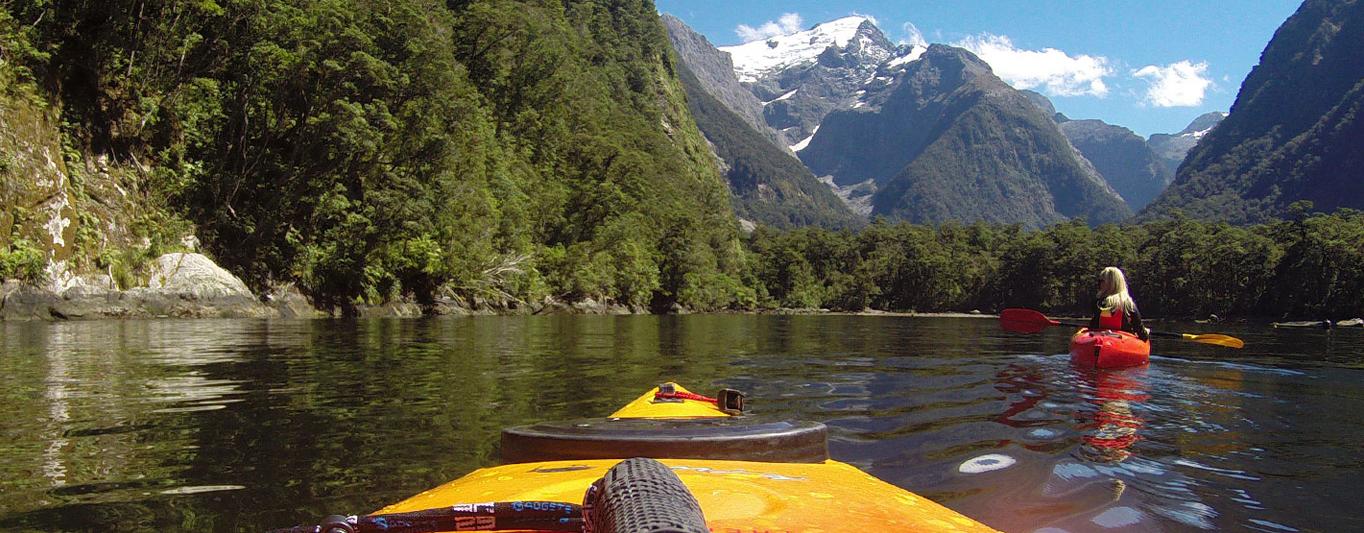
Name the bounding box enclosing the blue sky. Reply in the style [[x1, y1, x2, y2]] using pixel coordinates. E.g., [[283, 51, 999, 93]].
[[656, 0, 1302, 137]]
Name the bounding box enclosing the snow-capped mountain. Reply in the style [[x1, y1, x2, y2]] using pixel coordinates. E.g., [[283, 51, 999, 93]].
[[662, 15, 861, 229], [718, 16, 923, 147], [669, 13, 1134, 227], [1147, 112, 1228, 176], [798, 44, 1129, 227], [721, 16, 894, 83]]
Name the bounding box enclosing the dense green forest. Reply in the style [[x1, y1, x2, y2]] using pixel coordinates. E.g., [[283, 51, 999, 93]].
[[4, 2, 1362, 320], [1, 0, 749, 313], [746, 205, 1364, 319]]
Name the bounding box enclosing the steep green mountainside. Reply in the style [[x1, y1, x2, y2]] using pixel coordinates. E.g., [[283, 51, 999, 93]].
[[802, 45, 1130, 228], [1144, 0, 1364, 223], [1058, 119, 1171, 211], [1, 0, 748, 312], [676, 62, 860, 229], [661, 13, 783, 149]]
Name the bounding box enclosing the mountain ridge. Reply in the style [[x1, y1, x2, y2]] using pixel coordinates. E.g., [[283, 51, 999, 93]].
[[1146, 111, 1228, 176], [662, 14, 785, 150], [1058, 119, 1172, 211], [800, 44, 1131, 227], [1144, 0, 1364, 222]]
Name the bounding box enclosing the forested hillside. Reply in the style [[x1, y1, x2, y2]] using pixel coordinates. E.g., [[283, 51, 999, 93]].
[[676, 62, 859, 230], [0, 0, 750, 313], [1144, 0, 1364, 223]]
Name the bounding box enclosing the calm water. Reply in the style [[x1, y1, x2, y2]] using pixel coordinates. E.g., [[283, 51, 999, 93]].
[[1, 316, 1361, 532]]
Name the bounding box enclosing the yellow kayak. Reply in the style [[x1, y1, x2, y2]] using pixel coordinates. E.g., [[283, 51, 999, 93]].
[[367, 383, 998, 532]]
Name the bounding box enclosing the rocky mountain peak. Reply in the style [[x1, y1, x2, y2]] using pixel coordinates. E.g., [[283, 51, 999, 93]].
[[1178, 111, 1229, 136], [719, 16, 892, 83], [919, 43, 992, 72], [891, 44, 995, 93]]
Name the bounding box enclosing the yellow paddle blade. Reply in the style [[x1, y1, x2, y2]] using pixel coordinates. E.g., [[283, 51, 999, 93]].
[[1182, 333, 1245, 349]]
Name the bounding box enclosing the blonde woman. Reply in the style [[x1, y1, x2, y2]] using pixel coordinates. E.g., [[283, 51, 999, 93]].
[[1089, 267, 1149, 341]]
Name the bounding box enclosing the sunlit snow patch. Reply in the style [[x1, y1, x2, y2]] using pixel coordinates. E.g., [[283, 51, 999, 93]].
[[764, 89, 797, 105], [789, 125, 819, 152]]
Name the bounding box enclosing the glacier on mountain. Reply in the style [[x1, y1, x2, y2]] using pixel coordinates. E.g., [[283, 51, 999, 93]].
[[720, 16, 877, 83]]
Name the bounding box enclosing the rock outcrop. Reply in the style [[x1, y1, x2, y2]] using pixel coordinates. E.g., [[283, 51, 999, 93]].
[[1, 253, 271, 320]]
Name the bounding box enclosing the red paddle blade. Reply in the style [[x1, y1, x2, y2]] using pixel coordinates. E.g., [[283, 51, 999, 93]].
[[999, 308, 1059, 334]]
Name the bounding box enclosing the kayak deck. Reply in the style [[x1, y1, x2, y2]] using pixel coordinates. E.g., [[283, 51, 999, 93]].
[[1070, 328, 1151, 368], [379, 458, 994, 532], [376, 384, 998, 532]]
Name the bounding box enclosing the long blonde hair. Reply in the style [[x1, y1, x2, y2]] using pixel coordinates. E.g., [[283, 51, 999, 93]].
[[1097, 266, 1136, 312]]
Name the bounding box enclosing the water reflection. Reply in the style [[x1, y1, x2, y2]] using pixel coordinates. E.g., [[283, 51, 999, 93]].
[[0, 316, 1361, 532], [1076, 366, 1148, 464]]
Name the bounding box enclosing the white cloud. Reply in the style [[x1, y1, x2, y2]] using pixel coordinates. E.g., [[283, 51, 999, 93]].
[[899, 22, 928, 48], [955, 34, 1112, 97], [736, 13, 803, 43], [1132, 60, 1213, 107]]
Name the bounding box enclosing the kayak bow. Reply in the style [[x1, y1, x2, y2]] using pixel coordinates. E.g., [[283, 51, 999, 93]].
[[370, 383, 999, 532]]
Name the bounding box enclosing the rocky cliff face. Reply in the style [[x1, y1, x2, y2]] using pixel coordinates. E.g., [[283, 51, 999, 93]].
[[799, 45, 1129, 227], [1, 88, 77, 280], [0, 89, 275, 318], [0, 67, 221, 297], [662, 14, 784, 150], [1144, 0, 1364, 222], [676, 61, 860, 229]]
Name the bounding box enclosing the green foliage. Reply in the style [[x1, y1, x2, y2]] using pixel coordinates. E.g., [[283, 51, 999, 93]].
[[0, 7, 47, 89], [745, 211, 1364, 319], [12, 0, 1354, 321], [0, 238, 45, 282], [7, 0, 743, 313]]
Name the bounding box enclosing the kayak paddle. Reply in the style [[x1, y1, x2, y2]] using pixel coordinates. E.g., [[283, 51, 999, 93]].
[[999, 308, 1245, 349]]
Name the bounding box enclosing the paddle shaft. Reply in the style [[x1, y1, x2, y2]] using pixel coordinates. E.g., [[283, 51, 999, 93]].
[[1000, 308, 1244, 348], [1037, 316, 1170, 339]]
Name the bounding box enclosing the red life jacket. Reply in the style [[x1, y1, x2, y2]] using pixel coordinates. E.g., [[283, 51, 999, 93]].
[[1097, 305, 1124, 330]]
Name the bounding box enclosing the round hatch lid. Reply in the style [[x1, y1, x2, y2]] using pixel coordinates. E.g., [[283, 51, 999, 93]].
[[501, 417, 829, 464]]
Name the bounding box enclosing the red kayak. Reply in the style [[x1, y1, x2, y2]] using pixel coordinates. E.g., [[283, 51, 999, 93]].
[[1070, 328, 1150, 368]]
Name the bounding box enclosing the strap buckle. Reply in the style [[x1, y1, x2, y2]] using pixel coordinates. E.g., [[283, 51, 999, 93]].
[[653, 383, 683, 403], [716, 389, 745, 415]]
